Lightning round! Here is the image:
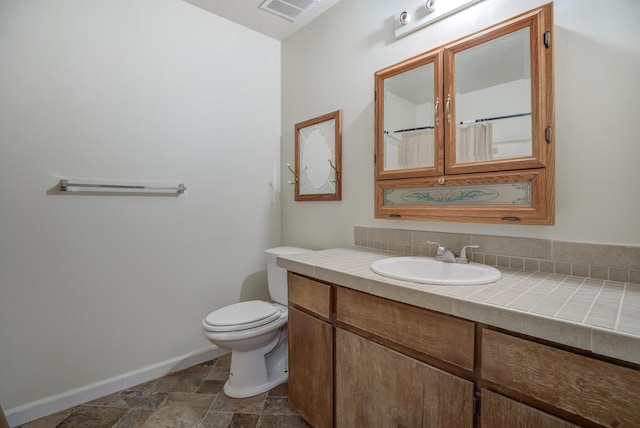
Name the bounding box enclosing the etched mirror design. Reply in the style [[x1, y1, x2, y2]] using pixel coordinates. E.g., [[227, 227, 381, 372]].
[[294, 110, 342, 201]]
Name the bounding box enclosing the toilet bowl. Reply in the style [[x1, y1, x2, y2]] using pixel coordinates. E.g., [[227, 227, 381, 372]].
[[202, 246, 311, 398]]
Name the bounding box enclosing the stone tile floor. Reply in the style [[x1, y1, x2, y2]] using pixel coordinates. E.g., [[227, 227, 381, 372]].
[[18, 354, 310, 428]]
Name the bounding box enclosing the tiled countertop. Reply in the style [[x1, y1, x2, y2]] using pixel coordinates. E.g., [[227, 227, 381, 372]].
[[278, 247, 640, 365]]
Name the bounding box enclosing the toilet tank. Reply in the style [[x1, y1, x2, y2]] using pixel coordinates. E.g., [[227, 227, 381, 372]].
[[265, 246, 312, 305]]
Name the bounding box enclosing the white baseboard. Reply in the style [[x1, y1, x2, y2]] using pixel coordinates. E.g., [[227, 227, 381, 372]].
[[5, 346, 228, 428]]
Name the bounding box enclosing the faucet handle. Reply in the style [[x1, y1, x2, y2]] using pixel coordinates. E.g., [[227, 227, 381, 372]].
[[427, 241, 445, 256], [457, 245, 479, 263]]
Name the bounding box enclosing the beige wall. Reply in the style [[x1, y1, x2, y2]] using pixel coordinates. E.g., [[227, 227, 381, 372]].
[[281, 0, 640, 248], [0, 0, 281, 416]]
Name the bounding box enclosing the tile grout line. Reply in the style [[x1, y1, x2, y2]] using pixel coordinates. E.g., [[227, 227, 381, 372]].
[[614, 284, 626, 332], [581, 281, 605, 325], [553, 277, 587, 318]]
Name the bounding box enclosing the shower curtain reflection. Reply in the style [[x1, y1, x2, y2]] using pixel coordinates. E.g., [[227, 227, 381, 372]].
[[399, 129, 434, 169]]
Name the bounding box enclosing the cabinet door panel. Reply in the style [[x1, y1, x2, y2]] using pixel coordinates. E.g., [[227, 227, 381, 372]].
[[335, 328, 473, 428], [481, 389, 579, 428], [288, 307, 333, 428]]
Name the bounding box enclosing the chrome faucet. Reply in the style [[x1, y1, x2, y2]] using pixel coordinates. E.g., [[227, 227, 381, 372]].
[[427, 241, 480, 264], [427, 241, 457, 263]]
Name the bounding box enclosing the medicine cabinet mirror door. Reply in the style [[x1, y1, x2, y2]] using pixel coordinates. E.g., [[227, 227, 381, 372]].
[[375, 50, 444, 180], [444, 9, 552, 175]]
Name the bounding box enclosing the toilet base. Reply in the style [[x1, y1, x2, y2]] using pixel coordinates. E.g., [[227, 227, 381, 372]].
[[223, 371, 288, 399], [222, 329, 289, 399]]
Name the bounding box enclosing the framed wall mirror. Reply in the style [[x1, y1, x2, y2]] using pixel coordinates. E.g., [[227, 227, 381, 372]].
[[294, 110, 342, 201]]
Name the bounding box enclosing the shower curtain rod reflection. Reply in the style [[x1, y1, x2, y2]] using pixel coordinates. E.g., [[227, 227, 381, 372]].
[[385, 112, 531, 134], [58, 179, 186, 194]]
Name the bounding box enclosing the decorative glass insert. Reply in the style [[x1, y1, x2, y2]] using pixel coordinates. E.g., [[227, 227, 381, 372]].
[[383, 182, 531, 206]]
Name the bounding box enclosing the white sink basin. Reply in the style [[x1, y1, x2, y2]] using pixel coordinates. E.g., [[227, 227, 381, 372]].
[[370, 256, 501, 285]]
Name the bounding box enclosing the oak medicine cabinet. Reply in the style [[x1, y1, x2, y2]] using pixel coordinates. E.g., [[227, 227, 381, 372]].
[[375, 3, 554, 224]]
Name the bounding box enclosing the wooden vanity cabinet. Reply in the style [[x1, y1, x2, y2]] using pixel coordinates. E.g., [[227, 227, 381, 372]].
[[287, 271, 640, 427], [287, 273, 333, 428]]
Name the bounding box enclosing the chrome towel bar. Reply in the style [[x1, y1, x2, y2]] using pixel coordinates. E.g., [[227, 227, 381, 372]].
[[58, 179, 186, 194]]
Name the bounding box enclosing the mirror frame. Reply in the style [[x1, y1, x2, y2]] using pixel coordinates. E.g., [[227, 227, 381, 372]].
[[294, 109, 342, 201]]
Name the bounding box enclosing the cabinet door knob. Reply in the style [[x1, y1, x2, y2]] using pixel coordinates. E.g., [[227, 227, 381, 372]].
[[438, 177, 445, 184]]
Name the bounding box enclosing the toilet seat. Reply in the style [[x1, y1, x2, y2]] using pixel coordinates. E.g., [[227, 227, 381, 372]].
[[203, 301, 280, 332]]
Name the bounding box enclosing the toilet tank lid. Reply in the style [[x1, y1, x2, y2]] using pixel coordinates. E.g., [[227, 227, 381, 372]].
[[264, 246, 312, 260]]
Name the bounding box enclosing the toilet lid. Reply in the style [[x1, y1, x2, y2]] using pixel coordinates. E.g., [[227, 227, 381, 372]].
[[204, 301, 280, 332]]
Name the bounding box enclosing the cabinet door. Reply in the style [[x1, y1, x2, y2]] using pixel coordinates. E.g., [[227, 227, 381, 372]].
[[335, 328, 473, 428], [443, 4, 553, 175], [481, 389, 579, 428], [288, 307, 333, 428], [375, 49, 444, 181]]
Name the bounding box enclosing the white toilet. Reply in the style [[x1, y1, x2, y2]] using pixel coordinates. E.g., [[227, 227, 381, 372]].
[[202, 246, 311, 398]]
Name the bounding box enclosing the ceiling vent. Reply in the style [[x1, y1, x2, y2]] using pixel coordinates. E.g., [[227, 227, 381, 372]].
[[259, 0, 321, 22]]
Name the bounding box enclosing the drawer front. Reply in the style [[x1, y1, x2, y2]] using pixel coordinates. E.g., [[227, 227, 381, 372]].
[[288, 272, 332, 320], [336, 286, 475, 371], [481, 328, 640, 428]]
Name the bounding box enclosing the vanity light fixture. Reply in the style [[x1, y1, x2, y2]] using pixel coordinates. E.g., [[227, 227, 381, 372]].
[[395, 0, 485, 38]]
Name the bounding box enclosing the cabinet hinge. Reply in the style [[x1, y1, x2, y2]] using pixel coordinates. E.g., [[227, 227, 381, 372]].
[[545, 125, 552, 143], [374, 154, 377, 164], [543, 29, 551, 48], [473, 391, 481, 417]]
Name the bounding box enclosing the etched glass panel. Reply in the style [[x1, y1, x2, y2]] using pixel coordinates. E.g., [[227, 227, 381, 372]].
[[383, 182, 531, 206], [299, 119, 336, 195]]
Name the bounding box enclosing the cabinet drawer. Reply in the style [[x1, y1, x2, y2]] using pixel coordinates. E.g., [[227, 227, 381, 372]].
[[481, 328, 640, 428], [288, 272, 332, 321], [336, 287, 475, 371]]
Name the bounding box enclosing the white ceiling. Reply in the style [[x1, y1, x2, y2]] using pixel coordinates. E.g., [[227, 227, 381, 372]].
[[182, 0, 342, 41]]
